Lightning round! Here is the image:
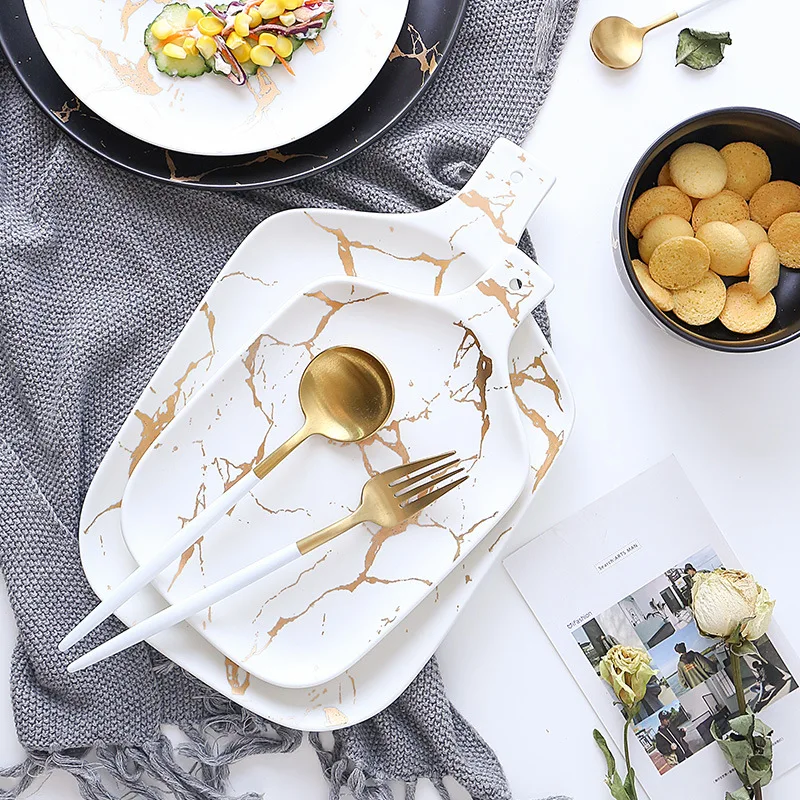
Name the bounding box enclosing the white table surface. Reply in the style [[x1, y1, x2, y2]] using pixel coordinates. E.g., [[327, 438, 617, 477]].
[[3, 0, 800, 797]]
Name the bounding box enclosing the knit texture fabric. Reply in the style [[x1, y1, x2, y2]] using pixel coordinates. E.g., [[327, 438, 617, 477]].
[[0, 0, 578, 797]]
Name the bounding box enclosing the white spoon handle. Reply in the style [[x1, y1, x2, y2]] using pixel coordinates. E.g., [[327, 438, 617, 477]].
[[67, 542, 302, 673], [674, 0, 717, 18], [58, 469, 261, 652]]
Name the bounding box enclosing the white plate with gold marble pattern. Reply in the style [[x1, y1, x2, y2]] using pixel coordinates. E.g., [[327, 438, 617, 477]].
[[78, 138, 574, 726], [23, 0, 408, 156], [121, 235, 550, 688]]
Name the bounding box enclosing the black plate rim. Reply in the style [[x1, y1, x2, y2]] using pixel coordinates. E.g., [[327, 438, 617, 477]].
[[0, 0, 467, 191], [618, 105, 800, 354]]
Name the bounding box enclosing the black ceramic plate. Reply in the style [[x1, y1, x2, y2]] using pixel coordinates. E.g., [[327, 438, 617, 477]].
[[0, 0, 466, 189]]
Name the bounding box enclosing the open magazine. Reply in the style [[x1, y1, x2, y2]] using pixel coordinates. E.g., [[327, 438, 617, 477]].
[[504, 457, 800, 800]]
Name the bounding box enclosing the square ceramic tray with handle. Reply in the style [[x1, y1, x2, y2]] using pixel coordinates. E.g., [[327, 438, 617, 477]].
[[121, 233, 552, 687], [78, 138, 575, 726]]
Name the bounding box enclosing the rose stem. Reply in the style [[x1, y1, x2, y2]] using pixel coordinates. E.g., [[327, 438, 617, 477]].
[[623, 711, 637, 800], [731, 649, 763, 800]]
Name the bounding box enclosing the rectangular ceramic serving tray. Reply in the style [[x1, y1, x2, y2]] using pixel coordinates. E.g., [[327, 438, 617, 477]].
[[120, 238, 552, 688], [77, 138, 575, 728]]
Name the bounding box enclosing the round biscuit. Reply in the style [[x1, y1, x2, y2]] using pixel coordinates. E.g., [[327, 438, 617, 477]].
[[657, 162, 675, 187], [648, 236, 710, 290], [632, 259, 674, 312], [720, 141, 772, 200], [638, 214, 694, 263], [695, 221, 752, 277], [748, 242, 780, 300], [672, 271, 726, 326], [628, 186, 693, 238], [691, 190, 750, 230], [719, 282, 777, 334], [767, 211, 800, 268], [733, 219, 770, 253], [669, 143, 728, 199], [749, 181, 800, 228]]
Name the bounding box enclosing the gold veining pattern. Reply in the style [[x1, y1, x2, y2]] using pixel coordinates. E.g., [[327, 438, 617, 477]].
[[510, 354, 564, 492], [78, 32, 162, 96], [388, 24, 440, 82], [165, 149, 324, 184], [128, 304, 216, 475], [225, 657, 251, 695], [53, 99, 82, 123], [487, 525, 513, 553], [246, 71, 281, 118], [305, 213, 465, 293], [305, 34, 325, 55], [457, 190, 515, 245]]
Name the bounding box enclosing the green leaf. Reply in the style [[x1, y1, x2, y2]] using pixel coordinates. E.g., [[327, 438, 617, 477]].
[[729, 713, 756, 739], [593, 731, 633, 800], [717, 737, 754, 776], [726, 790, 752, 800], [675, 28, 732, 70], [594, 730, 618, 779], [732, 641, 759, 657], [623, 767, 637, 799]]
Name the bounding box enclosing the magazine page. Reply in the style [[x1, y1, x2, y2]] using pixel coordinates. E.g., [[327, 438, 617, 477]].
[[504, 457, 800, 800]]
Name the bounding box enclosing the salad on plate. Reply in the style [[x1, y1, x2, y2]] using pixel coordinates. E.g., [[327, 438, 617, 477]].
[[144, 1, 334, 85]]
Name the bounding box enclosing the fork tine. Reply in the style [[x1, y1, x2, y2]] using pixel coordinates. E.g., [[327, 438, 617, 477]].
[[396, 467, 465, 501], [380, 451, 456, 483], [403, 474, 468, 516], [391, 458, 459, 490]]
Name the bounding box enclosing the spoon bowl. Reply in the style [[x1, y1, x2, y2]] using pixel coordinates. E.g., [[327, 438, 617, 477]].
[[299, 346, 394, 442], [590, 16, 645, 69]]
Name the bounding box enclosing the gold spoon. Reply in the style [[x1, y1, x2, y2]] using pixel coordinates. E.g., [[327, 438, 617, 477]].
[[590, 0, 716, 70], [59, 345, 394, 652], [253, 345, 395, 477]]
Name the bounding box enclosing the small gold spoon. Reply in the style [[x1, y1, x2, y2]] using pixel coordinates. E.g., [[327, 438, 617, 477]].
[[59, 345, 394, 652], [590, 0, 717, 70], [253, 345, 395, 478]]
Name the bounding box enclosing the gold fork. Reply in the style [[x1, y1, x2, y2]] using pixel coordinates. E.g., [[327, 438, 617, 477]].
[[68, 452, 465, 672]]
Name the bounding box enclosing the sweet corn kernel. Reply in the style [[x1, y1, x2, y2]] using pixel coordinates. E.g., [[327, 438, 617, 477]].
[[258, 0, 284, 19], [226, 32, 245, 49], [185, 7, 204, 25], [197, 15, 224, 35], [197, 34, 217, 58], [250, 44, 276, 66], [278, 11, 295, 25], [182, 36, 198, 55], [248, 8, 262, 25], [273, 35, 292, 58], [150, 18, 173, 40], [162, 42, 187, 59], [234, 12, 251, 37], [258, 32, 278, 46], [283, 0, 302, 8], [232, 40, 252, 62]]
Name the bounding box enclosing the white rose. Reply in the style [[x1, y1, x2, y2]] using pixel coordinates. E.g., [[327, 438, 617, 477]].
[[691, 569, 775, 641], [741, 584, 775, 641]]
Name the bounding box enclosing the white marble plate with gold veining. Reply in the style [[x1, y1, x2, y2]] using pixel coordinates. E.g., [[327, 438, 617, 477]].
[[23, 0, 408, 156], [78, 138, 574, 726], [121, 237, 550, 687]]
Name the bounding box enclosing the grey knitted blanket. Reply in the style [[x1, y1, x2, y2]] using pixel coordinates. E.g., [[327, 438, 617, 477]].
[[0, 0, 578, 798]]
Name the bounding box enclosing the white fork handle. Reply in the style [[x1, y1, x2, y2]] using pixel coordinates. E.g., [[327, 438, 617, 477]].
[[67, 542, 301, 672], [59, 470, 261, 652], [674, 0, 718, 17]]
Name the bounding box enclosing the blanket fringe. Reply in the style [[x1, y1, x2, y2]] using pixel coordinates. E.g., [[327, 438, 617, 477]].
[[0, 697, 303, 800], [309, 732, 395, 800]]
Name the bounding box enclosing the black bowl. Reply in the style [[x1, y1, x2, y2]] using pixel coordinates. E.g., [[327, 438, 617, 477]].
[[614, 107, 800, 353]]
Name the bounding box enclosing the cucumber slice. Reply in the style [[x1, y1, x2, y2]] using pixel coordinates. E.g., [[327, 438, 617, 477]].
[[144, 3, 210, 78]]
